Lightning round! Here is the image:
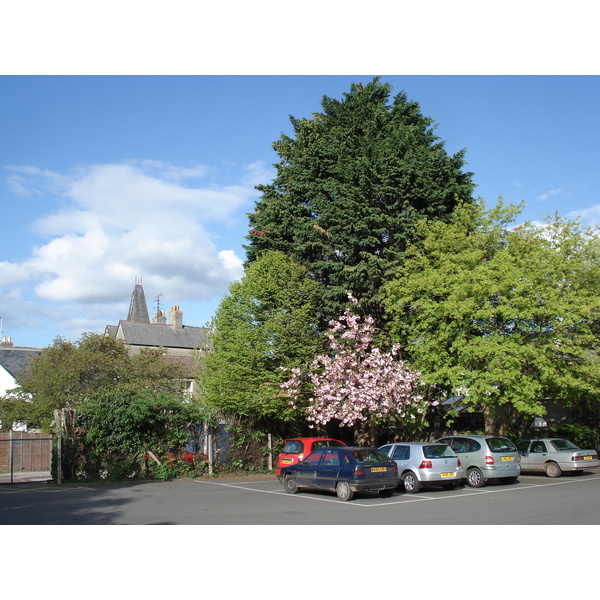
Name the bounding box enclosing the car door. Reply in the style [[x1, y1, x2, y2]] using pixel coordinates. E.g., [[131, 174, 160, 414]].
[[391, 444, 411, 472], [317, 448, 341, 490], [528, 440, 548, 472], [517, 441, 532, 469], [450, 437, 473, 471], [295, 448, 326, 488]]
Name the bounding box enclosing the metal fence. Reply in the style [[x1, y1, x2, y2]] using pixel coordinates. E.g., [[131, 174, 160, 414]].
[[0, 432, 53, 484]]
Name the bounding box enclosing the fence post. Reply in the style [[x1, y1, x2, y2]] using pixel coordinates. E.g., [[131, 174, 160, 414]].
[[268, 433, 273, 470], [54, 409, 62, 485], [9, 429, 13, 484], [208, 433, 213, 476]]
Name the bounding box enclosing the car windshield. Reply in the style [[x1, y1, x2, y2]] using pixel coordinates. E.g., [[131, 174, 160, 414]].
[[550, 439, 580, 451], [486, 437, 517, 452], [423, 444, 456, 458], [351, 449, 390, 464]]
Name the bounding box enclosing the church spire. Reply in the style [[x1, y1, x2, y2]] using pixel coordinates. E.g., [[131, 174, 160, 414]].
[[127, 277, 150, 323]]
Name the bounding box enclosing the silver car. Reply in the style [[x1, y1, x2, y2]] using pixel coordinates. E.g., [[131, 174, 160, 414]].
[[436, 435, 520, 487], [516, 438, 600, 477], [378, 442, 463, 493]]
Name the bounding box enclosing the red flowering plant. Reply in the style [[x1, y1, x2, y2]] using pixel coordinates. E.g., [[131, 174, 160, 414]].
[[281, 296, 434, 446]]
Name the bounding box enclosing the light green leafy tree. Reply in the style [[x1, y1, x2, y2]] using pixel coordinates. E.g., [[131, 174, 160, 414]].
[[6, 333, 189, 431], [382, 200, 600, 434], [201, 251, 324, 431]]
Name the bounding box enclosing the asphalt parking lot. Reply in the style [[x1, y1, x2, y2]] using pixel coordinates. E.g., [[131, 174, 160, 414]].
[[2, 469, 600, 525]]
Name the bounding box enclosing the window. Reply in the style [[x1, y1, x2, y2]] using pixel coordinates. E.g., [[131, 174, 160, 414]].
[[303, 449, 326, 466], [392, 446, 410, 461]]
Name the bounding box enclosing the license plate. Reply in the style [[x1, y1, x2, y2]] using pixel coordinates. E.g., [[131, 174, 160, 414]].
[[440, 472, 455, 478], [282, 458, 292, 464], [583, 456, 592, 460], [371, 467, 387, 473], [501, 456, 513, 461]]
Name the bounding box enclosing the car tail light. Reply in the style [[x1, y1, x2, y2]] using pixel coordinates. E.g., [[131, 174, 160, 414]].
[[518, 455, 521, 463], [298, 454, 304, 461], [418, 460, 432, 469], [354, 466, 365, 478], [457, 459, 461, 467], [484, 455, 494, 465], [392, 463, 398, 474]]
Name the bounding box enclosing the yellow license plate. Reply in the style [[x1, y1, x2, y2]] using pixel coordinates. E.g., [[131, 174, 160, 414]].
[[501, 456, 513, 461], [282, 458, 292, 464], [440, 472, 455, 478], [583, 456, 592, 460], [371, 467, 387, 473]]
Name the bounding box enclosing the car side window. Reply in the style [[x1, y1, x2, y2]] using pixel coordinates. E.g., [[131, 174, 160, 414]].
[[531, 441, 546, 453], [516, 441, 530, 453], [323, 452, 340, 466], [452, 439, 466, 453], [392, 446, 410, 460], [303, 448, 326, 465]]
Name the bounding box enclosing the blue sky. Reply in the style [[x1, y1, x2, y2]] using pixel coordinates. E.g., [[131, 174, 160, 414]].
[[2, 75, 600, 348]]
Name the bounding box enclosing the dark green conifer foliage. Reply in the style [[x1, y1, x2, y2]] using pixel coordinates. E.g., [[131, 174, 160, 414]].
[[245, 78, 475, 327]]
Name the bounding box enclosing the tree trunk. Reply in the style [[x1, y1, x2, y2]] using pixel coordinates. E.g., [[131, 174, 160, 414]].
[[354, 419, 378, 447]]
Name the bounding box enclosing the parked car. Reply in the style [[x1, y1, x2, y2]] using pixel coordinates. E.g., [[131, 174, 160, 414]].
[[435, 435, 520, 487], [378, 442, 463, 493], [276, 437, 346, 476], [278, 446, 399, 501], [516, 438, 600, 477]]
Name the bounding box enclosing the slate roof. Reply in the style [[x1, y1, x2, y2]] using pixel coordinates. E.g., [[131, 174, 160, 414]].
[[115, 320, 211, 350], [0, 347, 43, 379]]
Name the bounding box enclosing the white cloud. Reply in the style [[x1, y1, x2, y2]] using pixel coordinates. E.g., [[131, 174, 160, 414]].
[[537, 188, 563, 201], [567, 204, 600, 226], [2, 160, 255, 308]]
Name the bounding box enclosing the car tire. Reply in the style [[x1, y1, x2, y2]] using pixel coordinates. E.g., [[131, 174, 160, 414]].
[[284, 475, 299, 494], [545, 461, 562, 478], [402, 471, 421, 493], [336, 481, 354, 501], [379, 488, 394, 498], [467, 467, 485, 488]]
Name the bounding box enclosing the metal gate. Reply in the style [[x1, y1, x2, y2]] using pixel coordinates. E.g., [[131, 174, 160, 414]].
[[0, 432, 53, 484]]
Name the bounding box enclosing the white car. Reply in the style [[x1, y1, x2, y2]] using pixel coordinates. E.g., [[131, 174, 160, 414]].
[[516, 438, 599, 477]]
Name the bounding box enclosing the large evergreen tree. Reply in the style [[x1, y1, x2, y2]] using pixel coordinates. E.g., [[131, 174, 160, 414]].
[[245, 78, 475, 327]]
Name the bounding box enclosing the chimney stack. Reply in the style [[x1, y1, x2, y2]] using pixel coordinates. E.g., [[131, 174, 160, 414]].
[[169, 305, 183, 330]]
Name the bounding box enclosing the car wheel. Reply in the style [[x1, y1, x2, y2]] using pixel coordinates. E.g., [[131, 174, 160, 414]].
[[284, 475, 298, 494], [402, 471, 421, 493], [336, 481, 354, 501], [545, 461, 562, 478], [467, 467, 485, 488], [379, 488, 394, 498]]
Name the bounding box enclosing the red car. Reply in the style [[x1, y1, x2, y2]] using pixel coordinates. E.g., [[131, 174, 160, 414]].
[[276, 437, 347, 476]]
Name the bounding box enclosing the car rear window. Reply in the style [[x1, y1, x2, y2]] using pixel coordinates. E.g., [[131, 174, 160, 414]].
[[550, 439, 580, 451], [486, 437, 517, 452], [423, 444, 456, 458], [282, 441, 303, 454]]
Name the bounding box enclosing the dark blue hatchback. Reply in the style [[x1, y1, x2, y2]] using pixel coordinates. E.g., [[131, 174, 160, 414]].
[[278, 446, 399, 501]]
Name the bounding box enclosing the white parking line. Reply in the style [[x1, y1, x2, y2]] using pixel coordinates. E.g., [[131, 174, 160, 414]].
[[195, 474, 600, 507]]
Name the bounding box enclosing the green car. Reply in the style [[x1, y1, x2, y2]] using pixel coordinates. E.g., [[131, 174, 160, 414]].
[[436, 435, 520, 488]]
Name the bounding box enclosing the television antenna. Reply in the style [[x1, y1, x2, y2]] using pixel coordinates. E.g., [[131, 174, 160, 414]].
[[154, 294, 163, 312]]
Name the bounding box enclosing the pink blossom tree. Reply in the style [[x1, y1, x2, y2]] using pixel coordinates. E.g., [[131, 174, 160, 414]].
[[281, 297, 434, 446]]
